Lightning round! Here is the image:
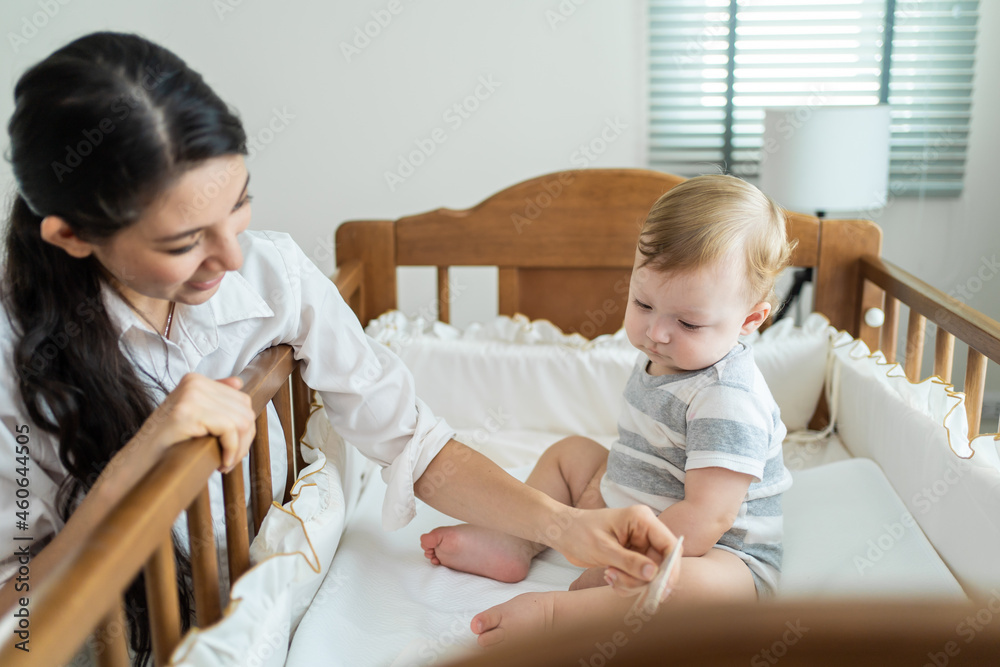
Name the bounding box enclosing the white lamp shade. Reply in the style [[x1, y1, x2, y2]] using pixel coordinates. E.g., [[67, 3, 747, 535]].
[[758, 105, 891, 213]]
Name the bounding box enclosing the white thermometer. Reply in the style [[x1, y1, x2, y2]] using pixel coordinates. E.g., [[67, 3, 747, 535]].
[[631, 535, 684, 616]]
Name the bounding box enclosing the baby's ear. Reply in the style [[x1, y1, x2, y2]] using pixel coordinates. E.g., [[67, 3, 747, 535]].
[[740, 301, 772, 335]]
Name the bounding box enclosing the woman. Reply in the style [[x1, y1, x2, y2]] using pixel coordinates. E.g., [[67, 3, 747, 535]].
[[0, 32, 676, 663]]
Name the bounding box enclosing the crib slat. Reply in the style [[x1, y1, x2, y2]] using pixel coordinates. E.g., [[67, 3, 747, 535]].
[[934, 328, 955, 384], [437, 266, 450, 323], [222, 465, 251, 583], [292, 366, 310, 477], [904, 310, 926, 381], [251, 410, 273, 536], [881, 295, 900, 363], [964, 348, 988, 437], [273, 379, 296, 504], [144, 537, 181, 666], [94, 600, 130, 667], [186, 487, 221, 626], [498, 268, 519, 316]]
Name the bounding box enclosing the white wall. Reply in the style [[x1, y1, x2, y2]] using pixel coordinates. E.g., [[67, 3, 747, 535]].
[[0, 0, 648, 328], [2, 0, 997, 402]]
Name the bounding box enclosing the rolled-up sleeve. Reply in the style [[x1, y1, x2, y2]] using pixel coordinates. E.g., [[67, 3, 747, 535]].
[[267, 233, 454, 530]]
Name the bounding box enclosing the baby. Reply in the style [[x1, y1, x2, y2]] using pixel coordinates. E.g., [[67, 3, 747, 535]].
[[421, 174, 794, 646]]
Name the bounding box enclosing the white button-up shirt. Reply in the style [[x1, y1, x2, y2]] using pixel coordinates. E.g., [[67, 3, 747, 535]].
[[0, 230, 454, 583]]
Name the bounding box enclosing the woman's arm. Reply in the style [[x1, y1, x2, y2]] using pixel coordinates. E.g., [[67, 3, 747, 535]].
[[415, 439, 677, 584]]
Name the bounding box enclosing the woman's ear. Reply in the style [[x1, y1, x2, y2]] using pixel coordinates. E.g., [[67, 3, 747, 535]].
[[39, 216, 95, 258], [740, 301, 772, 335]]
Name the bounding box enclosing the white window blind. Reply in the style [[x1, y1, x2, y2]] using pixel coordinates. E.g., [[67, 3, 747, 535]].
[[648, 0, 979, 196]]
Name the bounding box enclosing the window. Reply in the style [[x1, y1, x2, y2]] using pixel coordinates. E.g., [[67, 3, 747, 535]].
[[648, 0, 979, 196]]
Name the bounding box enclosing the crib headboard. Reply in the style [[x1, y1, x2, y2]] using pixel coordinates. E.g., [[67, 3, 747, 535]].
[[336, 168, 884, 347]]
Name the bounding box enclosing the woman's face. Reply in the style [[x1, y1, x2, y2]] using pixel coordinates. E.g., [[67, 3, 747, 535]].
[[90, 155, 252, 308]]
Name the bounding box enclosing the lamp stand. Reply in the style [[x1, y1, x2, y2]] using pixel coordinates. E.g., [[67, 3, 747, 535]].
[[772, 211, 823, 324]]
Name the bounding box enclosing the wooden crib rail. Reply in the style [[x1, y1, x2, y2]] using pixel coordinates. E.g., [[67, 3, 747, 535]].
[[444, 598, 1000, 667], [333, 258, 365, 325], [0, 345, 305, 667], [859, 255, 1000, 437]]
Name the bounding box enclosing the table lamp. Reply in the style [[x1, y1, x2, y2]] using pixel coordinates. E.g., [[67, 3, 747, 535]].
[[758, 105, 892, 321], [759, 105, 892, 216]]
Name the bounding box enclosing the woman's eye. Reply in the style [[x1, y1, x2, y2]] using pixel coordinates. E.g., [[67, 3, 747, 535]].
[[234, 193, 253, 211], [166, 238, 201, 255]]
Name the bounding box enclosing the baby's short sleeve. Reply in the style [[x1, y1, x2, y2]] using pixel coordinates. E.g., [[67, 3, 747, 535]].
[[682, 358, 782, 483]]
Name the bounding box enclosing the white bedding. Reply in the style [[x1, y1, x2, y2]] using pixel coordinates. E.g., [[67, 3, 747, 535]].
[[285, 431, 966, 667]]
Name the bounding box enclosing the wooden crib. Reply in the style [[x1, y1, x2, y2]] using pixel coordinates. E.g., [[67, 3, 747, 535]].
[[2, 168, 998, 666]]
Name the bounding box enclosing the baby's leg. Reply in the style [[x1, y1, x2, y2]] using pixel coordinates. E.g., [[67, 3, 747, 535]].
[[523, 436, 609, 510], [472, 548, 756, 646], [420, 436, 608, 583], [664, 548, 757, 604]]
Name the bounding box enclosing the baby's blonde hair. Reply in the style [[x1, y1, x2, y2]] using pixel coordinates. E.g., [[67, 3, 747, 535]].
[[637, 174, 794, 315]]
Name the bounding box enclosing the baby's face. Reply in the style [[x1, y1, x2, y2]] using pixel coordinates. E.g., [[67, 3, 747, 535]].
[[623, 252, 768, 376]]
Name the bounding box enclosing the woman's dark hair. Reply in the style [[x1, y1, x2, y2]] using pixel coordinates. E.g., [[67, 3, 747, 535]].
[[2, 32, 246, 664]]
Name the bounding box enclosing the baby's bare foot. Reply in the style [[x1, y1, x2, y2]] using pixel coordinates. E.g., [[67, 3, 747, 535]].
[[471, 591, 556, 647], [420, 524, 539, 583]]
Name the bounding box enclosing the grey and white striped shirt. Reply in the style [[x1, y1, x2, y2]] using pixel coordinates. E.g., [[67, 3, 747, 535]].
[[600, 342, 792, 597]]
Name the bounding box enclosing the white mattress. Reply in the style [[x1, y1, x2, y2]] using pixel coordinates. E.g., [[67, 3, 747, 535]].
[[286, 431, 966, 667]]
